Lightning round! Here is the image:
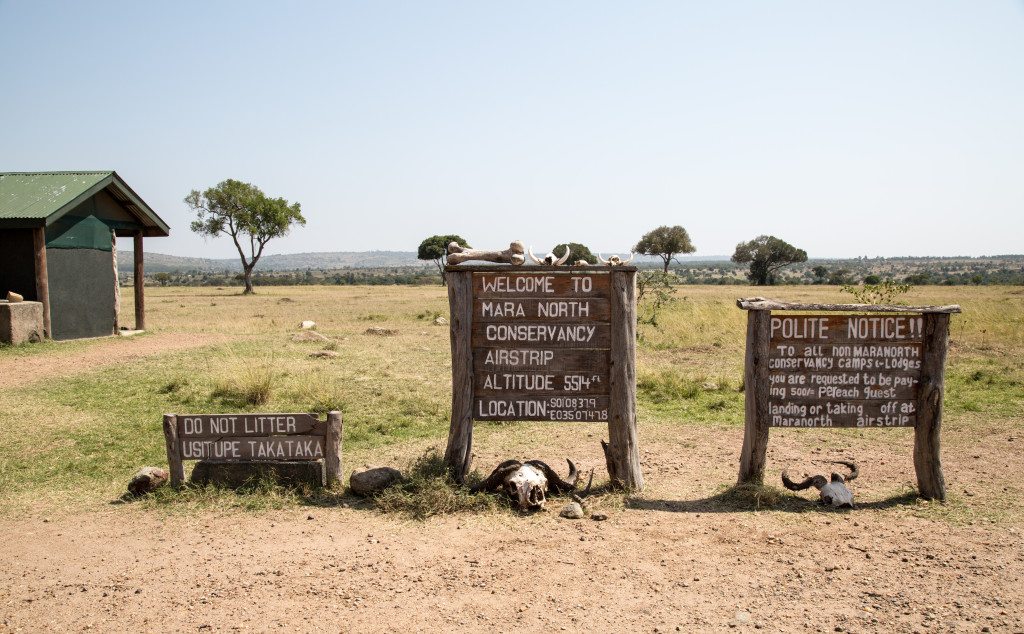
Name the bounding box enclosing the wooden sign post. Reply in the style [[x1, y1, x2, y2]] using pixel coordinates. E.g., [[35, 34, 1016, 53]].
[[736, 298, 960, 500], [444, 265, 643, 491], [162, 411, 342, 488]]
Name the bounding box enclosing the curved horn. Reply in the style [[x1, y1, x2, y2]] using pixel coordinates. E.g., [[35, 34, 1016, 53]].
[[830, 460, 858, 482], [554, 245, 571, 266], [528, 246, 543, 265], [597, 253, 609, 264], [622, 252, 635, 264], [782, 471, 827, 491], [525, 459, 578, 494], [469, 460, 523, 493]]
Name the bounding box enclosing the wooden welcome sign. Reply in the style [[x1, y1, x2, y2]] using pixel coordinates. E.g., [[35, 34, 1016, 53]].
[[736, 298, 960, 500], [162, 411, 342, 488], [444, 265, 643, 490]]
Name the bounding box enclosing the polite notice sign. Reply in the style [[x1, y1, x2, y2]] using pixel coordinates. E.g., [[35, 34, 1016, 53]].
[[768, 314, 924, 428], [162, 411, 342, 487], [471, 271, 611, 422]]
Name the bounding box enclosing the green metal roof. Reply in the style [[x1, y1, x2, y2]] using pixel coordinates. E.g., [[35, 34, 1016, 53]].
[[0, 171, 170, 237]]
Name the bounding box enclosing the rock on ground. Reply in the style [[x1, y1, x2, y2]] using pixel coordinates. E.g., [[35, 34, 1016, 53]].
[[349, 466, 403, 496], [291, 331, 330, 343], [433, 316, 448, 326], [560, 501, 585, 519], [127, 467, 168, 496], [299, 320, 317, 330]]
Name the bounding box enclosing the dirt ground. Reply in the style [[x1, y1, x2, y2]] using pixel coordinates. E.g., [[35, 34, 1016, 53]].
[[3, 420, 1022, 633], [2, 308, 1022, 633]]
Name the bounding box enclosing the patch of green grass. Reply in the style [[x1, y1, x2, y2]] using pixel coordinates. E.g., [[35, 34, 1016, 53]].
[[374, 448, 502, 520]]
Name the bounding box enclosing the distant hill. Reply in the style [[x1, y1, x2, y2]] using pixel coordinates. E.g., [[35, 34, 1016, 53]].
[[119, 250, 424, 273], [119, 250, 731, 273]]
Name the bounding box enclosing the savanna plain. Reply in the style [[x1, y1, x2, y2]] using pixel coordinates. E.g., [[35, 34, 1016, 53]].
[[1, 284, 1022, 633]]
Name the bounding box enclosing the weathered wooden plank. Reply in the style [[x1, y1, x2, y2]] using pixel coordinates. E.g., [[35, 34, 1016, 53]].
[[768, 380, 918, 401], [472, 322, 610, 348], [473, 297, 610, 322], [738, 310, 771, 485], [914, 313, 949, 500], [607, 269, 643, 491], [443, 270, 475, 481], [737, 297, 961, 314], [768, 314, 926, 344], [163, 413, 184, 488], [473, 272, 610, 298], [475, 370, 610, 396], [324, 410, 342, 486], [766, 343, 923, 373], [179, 435, 326, 461], [473, 395, 610, 422], [133, 232, 145, 331], [473, 348, 610, 373], [177, 413, 321, 438]]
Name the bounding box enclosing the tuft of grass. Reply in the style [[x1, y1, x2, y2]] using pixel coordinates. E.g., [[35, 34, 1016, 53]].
[[639, 369, 701, 402], [716, 482, 785, 510], [211, 362, 277, 406], [374, 449, 502, 520]]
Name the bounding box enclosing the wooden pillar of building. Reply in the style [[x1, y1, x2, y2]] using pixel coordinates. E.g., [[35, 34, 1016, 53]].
[[31, 227, 51, 339], [133, 231, 145, 331]]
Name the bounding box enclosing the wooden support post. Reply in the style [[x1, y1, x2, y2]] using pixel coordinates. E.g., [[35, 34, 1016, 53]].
[[738, 309, 771, 485], [163, 414, 185, 488], [606, 269, 643, 491], [443, 269, 474, 481], [133, 232, 145, 331], [31, 227, 51, 339], [914, 313, 949, 501], [325, 410, 343, 486]]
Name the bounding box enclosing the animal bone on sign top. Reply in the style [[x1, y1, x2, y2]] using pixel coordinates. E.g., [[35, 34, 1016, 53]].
[[528, 245, 571, 266], [597, 253, 634, 266]]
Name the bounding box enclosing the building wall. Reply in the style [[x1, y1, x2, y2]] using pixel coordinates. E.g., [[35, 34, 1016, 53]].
[[45, 196, 118, 340], [0, 229, 38, 301]]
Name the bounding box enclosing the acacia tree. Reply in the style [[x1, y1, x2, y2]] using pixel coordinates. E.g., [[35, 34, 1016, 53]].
[[633, 225, 696, 273], [564, 242, 597, 264], [731, 235, 807, 285], [418, 234, 470, 284], [186, 179, 305, 294]]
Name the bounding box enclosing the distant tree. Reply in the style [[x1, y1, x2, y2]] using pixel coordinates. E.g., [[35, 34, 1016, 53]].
[[153, 272, 172, 287], [418, 234, 470, 284], [633, 225, 696, 273], [811, 265, 829, 284], [564, 242, 597, 264], [185, 179, 305, 294], [828, 268, 853, 285], [731, 235, 808, 285], [863, 273, 882, 285]]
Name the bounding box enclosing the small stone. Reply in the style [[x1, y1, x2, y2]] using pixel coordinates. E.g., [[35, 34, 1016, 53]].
[[307, 514, 315, 520], [349, 466, 403, 496], [308, 350, 339, 359], [433, 316, 448, 326], [299, 320, 316, 330], [735, 611, 751, 624], [559, 502, 585, 519], [127, 466, 169, 496], [6, 291, 24, 302], [591, 513, 608, 521]]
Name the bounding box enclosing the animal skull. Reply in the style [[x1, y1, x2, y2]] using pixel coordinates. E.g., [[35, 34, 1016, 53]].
[[782, 460, 859, 509], [528, 245, 571, 266], [597, 253, 635, 266], [471, 459, 579, 511]]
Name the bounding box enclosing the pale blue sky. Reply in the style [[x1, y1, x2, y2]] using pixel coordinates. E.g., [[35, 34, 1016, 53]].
[[1, 1, 1021, 258]]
